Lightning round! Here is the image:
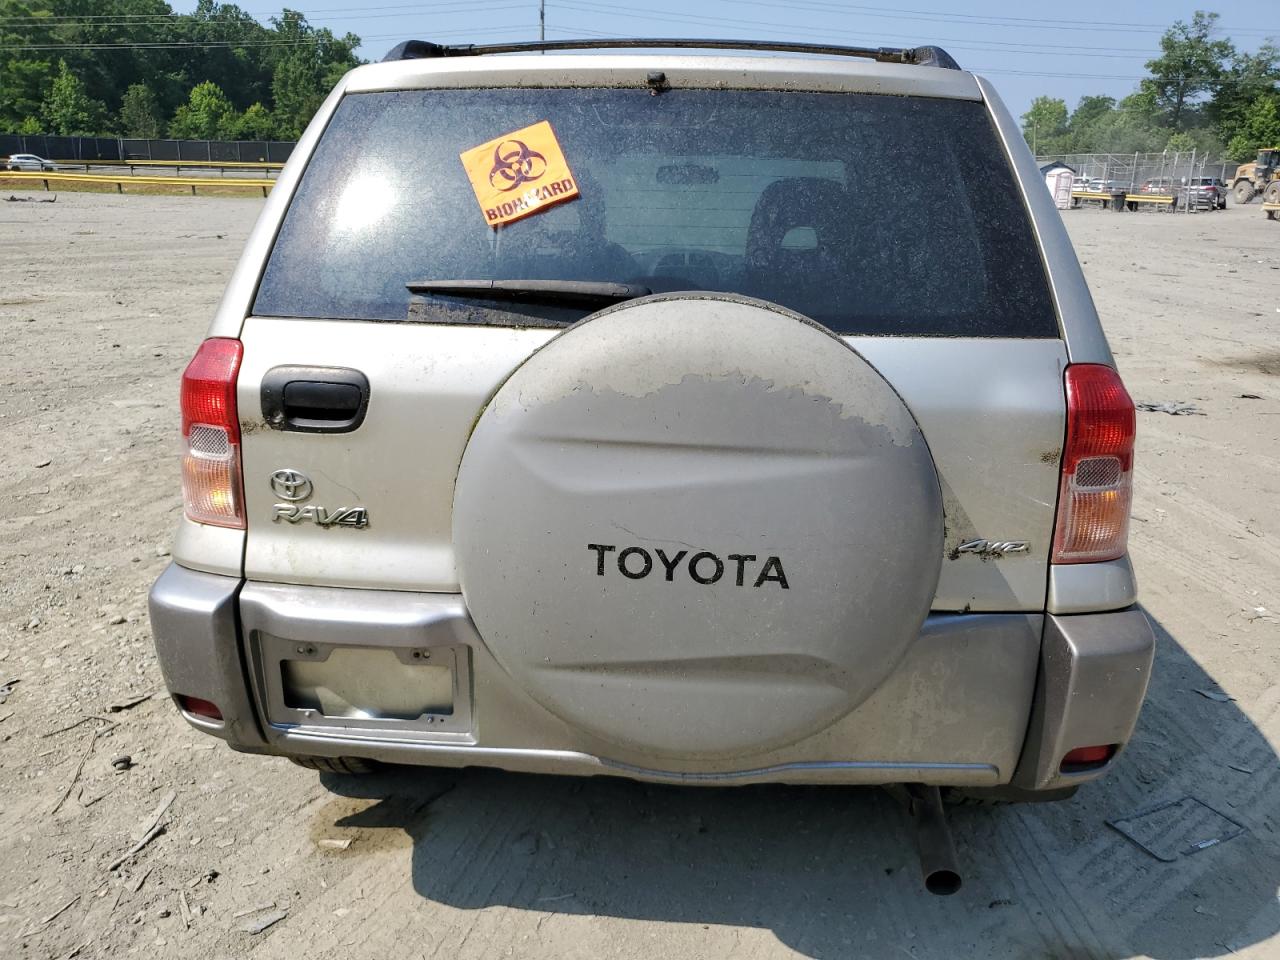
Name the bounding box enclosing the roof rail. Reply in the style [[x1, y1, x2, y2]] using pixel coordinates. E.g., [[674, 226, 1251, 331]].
[[381, 38, 961, 70]]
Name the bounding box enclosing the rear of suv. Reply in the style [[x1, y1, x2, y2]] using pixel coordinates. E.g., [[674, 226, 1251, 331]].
[[150, 38, 1154, 887], [1181, 176, 1226, 211]]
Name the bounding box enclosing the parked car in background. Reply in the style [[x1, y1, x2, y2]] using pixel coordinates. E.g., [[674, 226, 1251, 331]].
[[1088, 178, 1126, 193], [1186, 176, 1227, 209], [1140, 177, 1176, 195], [4, 153, 58, 171]]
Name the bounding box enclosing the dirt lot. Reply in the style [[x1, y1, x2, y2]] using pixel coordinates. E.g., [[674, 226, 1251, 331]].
[[1, 193, 1278, 960]]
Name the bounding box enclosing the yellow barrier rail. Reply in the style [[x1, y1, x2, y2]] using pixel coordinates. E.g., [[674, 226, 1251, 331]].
[[3, 170, 274, 195], [1070, 190, 1179, 210], [52, 158, 283, 170]]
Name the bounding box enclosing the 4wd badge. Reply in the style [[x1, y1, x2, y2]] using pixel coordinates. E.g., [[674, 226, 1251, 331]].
[[269, 469, 368, 529]]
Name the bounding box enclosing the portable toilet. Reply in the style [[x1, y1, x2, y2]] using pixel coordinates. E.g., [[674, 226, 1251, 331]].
[[1040, 161, 1075, 210]]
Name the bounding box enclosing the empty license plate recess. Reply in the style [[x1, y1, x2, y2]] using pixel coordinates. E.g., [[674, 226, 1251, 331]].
[[256, 634, 473, 742]]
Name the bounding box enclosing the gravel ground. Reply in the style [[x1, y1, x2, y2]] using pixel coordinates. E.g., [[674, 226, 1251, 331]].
[[1, 193, 1278, 960]]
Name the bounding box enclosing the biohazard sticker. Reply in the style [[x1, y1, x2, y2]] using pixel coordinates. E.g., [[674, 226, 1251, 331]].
[[460, 120, 580, 226]]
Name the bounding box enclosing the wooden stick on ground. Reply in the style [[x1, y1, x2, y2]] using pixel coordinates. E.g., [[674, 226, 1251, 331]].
[[50, 729, 98, 815], [106, 823, 165, 872]]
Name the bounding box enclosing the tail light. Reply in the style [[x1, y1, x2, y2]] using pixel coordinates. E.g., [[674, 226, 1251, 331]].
[[1060, 744, 1116, 771], [180, 338, 245, 528], [1052, 364, 1135, 563], [175, 694, 224, 722]]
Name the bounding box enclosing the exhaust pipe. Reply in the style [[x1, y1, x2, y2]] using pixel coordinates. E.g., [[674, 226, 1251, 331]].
[[905, 784, 963, 896]]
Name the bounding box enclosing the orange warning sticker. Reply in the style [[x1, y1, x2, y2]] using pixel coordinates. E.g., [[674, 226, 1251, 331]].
[[459, 120, 580, 226]]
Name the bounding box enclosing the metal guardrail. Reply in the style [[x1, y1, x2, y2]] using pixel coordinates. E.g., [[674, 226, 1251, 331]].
[[43, 158, 281, 177], [54, 158, 282, 169], [3, 170, 275, 196]]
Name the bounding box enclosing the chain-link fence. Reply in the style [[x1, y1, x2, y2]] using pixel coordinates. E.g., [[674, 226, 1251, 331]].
[[0, 133, 295, 164], [1036, 152, 1231, 190], [1036, 151, 1233, 212]]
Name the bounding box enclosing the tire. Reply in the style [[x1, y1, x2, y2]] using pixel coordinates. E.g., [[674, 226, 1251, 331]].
[[453, 293, 943, 761], [1263, 182, 1280, 205], [287, 755, 378, 775], [1234, 181, 1256, 204]]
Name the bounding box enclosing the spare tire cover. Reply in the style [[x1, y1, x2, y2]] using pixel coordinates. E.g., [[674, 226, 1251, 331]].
[[454, 295, 943, 761]]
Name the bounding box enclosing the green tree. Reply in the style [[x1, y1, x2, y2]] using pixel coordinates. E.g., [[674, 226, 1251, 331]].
[[1240, 94, 1280, 150], [1069, 95, 1117, 131], [1145, 11, 1234, 130], [168, 80, 239, 139], [266, 9, 358, 138], [56, 0, 182, 125], [0, 1, 363, 140], [1095, 87, 1168, 153], [1222, 102, 1280, 160], [270, 51, 323, 140], [1021, 96, 1069, 154], [119, 83, 161, 137], [1207, 42, 1280, 145], [0, 0, 54, 129], [1059, 95, 1119, 152], [232, 102, 275, 140], [40, 59, 107, 134], [184, 1, 275, 110]]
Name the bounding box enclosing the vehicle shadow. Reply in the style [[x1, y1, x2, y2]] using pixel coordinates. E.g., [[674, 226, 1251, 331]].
[[319, 611, 1280, 959]]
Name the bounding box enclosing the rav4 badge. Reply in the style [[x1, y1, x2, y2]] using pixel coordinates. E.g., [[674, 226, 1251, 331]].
[[268, 469, 369, 529]]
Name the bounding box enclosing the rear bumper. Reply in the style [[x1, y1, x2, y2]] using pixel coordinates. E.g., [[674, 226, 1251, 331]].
[[1012, 606, 1155, 791], [149, 563, 1153, 789]]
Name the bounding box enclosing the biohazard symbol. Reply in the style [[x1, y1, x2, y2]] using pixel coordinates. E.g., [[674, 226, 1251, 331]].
[[461, 120, 579, 225], [489, 139, 548, 192]]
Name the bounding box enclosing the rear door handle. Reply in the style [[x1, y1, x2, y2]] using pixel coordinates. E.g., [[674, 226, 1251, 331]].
[[261, 365, 370, 433]]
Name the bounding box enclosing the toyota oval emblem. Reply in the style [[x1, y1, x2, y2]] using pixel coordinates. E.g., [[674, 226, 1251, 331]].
[[270, 469, 312, 502]]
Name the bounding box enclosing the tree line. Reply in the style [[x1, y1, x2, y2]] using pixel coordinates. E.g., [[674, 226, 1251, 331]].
[[1023, 12, 1279, 160], [0, 0, 361, 142]]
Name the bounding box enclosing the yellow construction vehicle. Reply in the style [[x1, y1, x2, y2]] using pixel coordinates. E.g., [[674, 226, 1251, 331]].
[[1263, 179, 1280, 220], [1232, 147, 1279, 203]]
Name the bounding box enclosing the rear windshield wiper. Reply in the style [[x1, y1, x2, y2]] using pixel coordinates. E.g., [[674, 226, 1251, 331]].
[[406, 279, 651, 307]]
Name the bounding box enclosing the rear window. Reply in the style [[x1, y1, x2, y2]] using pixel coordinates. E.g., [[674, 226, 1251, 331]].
[[255, 87, 1058, 337]]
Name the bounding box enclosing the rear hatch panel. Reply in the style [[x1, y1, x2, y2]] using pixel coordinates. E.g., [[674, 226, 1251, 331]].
[[236, 81, 1067, 612], [238, 324, 1064, 611]]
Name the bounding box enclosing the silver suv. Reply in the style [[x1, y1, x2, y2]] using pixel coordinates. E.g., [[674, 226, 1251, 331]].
[[150, 39, 1154, 893]]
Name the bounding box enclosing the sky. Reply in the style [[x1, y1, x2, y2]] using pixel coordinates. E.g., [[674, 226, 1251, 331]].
[[170, 0, 1275, 120]]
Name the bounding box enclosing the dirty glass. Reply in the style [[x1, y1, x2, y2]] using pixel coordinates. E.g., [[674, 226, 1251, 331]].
[[255, 88, 1059, 337]]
